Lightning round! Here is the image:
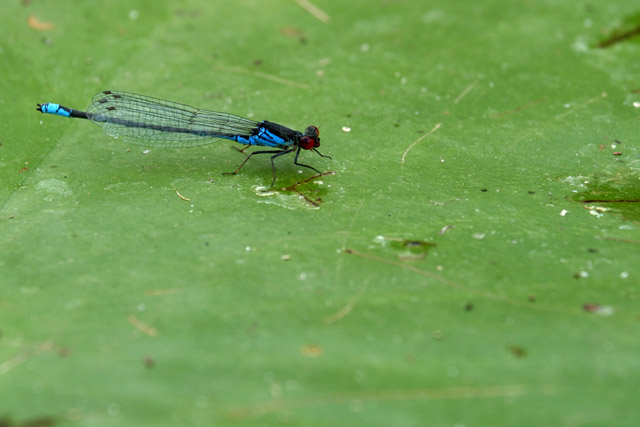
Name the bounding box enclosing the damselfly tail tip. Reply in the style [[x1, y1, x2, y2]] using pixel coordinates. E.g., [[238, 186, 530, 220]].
[[36, 103, 44, 112]]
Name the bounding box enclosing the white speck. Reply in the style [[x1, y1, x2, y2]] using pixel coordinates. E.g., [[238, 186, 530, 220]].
[[583, 19, 592, 27], [579, 271, 589, 278], [436, 265, 443, 271], [245, 246, 251, 251], [285, 379, 298, 391], [400, 77, 407, 84], [36, 178, 72, 199], [316, 70, 325, 77], [129, 9, 139, 20], [142, 150, 150, 154], [299, 272, 307, 280], [342, 126, 351, 132], [633, 102, 640, 108], [472, 233, 485, 240], [511, 240, 518, 244], [270, 382, 283, 397], [620, 271, 629, 279], [564, 104, 571, 108], [318, 57, 331, 66], [596, 306, 615, 316], [281, 254, 291, 261], [137, 303, 146, 312], [421, 87, 427, 92], [560, 209, 569, 216], [619, 224, 633, 230], [360, 43, 369, 52], [373, 235, 386, 244], [394, 72, 401, 78], [107, 403, 120, 416]]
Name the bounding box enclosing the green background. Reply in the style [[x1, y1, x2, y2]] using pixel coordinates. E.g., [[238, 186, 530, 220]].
[[1, 0, 639, 425]]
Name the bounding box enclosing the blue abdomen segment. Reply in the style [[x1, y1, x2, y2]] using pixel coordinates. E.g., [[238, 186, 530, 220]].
[[39, 103, 72, 117], [230, 123, 293, 148]]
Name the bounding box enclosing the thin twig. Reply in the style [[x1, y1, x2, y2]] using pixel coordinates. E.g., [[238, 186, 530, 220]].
[[295, 0, 331, 24], [278, 171, 335, 207], [324, 281, 369, 324], [173, 188, 190, 201], [454, 80, 478, 104], [401, 123, 441, 165], [0, 340, 54, 375], [229, 384, 548, 419], [128, 315, 158, 337]]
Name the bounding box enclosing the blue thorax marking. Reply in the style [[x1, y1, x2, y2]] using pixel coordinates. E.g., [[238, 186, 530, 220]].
[[229, 123, 293, 148]]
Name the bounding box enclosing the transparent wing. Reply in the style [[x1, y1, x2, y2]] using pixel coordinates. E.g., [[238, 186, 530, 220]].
[[85, 91, 259, 148]]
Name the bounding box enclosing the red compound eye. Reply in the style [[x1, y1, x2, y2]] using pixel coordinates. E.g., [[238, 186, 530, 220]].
[[300, 126, 320, 149], [299, 136, 316, 150]]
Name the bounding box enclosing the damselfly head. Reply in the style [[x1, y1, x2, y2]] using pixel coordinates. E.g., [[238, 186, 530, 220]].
[[299, 126, 320, 150]]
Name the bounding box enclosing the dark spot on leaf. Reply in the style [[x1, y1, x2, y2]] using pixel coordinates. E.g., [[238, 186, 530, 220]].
[[390, 239, 436, 260], [597, 16, 640, 48], [464, 302, 474, 311], [583, 303, 600, 313], [508, 345, 527, 358], [143, 356, 155, 368], [0, 416, 57, 427], [22, 417, 56, 427]]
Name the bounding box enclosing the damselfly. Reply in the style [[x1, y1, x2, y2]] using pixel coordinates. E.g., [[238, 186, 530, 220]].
[[37, 90, 331, 185]]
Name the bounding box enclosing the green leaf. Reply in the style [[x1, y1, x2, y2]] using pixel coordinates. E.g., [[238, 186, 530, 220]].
[[1, 1, 639, 425]]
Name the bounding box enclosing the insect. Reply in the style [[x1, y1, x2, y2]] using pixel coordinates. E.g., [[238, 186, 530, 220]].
[[37, 90, 330, 185]]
